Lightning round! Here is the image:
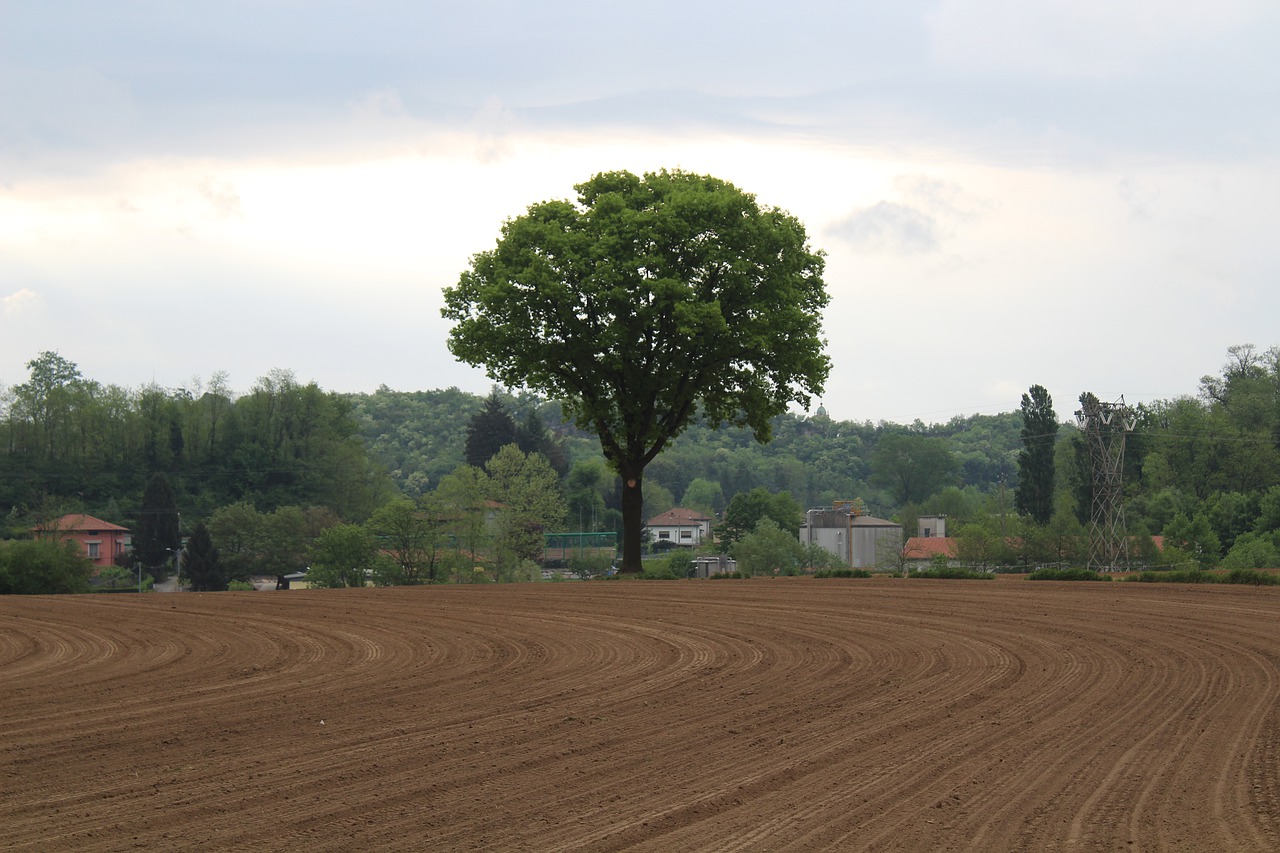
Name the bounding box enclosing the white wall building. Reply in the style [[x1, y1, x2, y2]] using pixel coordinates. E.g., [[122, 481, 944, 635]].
[[646, 508, 713, 547]]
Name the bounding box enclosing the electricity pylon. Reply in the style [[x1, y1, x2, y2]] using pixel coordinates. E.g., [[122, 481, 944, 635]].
[[1075, 394, 1137, 572]]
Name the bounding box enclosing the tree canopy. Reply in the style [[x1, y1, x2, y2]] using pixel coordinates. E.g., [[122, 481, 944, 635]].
[[1015, 384, 1059, 525], [443, 169, 830, 571]]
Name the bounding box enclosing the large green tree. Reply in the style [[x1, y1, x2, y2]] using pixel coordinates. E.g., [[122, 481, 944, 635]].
[[483, 445, 567, 580], [443, 169, 830, 572], [717, 487, 803, 547], [366, 497, 441, 584], [1015, 384, 1059, 525]]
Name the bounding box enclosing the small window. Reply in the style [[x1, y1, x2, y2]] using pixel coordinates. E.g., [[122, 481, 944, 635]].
[[86, 542, 101, 559], [680, 530, 692, 539], [658, 531, 670, 539]]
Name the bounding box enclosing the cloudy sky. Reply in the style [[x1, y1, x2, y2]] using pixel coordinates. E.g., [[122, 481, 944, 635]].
[[2, 1, 1277, 424]]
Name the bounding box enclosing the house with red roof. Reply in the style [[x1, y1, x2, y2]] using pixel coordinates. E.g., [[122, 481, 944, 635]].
[[35, 514, 131, 567], [903, 536, 958, 562]]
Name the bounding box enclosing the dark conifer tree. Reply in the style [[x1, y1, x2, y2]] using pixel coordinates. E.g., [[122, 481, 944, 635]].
[[1015, 385, 1059, 525], [184, 522, 227, 591], [135, 473, 181, 572], [464, 391, 519, 468], [516, 409, 569, 476]]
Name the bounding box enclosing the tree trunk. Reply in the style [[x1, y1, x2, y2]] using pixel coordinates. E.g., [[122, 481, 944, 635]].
[[619, 473, 644, 574]]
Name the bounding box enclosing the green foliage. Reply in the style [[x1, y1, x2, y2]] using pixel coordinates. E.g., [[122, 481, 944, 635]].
[[1256, 485, 1280, 534], [135, 473, 180, 570], [640, 563, 680, 580], [908, 566, 995, 580], [94, 565, 135, 589], [1224, 568, 1280, 586], [803, 542, 847, 570], [1220, 532, 1280, 570], [366, 497, 442, 584], [443, 169, 830, 573], [308, 524, 377, 588], [1026, 568, 1111, 581], [465, 390, 519, 468], [484, 445, 567, 580], [1162, 512, 1221, 565], [184, 522, 227, 592], [812, 568, 873, 578], [718, 487, 802, 547], [871, 433, 959, 507], [1129, 569, 1216, 583], [681, 478, 725, 517], [0, 538, 93, 594], [1126, 568, 1279, 586], [1015, 385, 1059, 525], [0, 356, 393, 531], [208, 503, 325, 580], [227, 579, 255, 591], [569, 552, 613, 580], [729, 518, 805, 577], [953, 522, 1016, 570], [661, 548, 694, 579]]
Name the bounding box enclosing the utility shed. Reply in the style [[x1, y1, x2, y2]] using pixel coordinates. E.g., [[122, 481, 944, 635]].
[[801, 507, 902, 568]]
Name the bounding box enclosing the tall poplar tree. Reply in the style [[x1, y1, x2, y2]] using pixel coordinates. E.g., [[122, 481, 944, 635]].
[[1015, 384, 1059, 525], [135, 472, 181, 572]]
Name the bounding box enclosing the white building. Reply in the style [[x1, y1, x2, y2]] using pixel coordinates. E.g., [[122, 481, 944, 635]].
[[646, 508, 713, 547]]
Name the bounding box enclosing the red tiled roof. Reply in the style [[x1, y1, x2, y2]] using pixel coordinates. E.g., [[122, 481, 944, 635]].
[[47, 514, 130, 533], [903, 537, 957, 559], [647, 508, 712, 527]]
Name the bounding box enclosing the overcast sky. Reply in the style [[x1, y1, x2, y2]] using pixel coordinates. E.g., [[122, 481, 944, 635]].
[[3, 1, 1277, 424]]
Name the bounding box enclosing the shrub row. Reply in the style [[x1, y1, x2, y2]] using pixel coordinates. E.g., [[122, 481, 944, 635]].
[[812, 568, 873, 579], [908, 567, 994, 580], [1026, 568, 1112, 582], [1127, 568, 1280, 586]]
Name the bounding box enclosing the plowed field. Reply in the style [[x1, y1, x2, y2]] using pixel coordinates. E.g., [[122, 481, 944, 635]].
[[4, 578, 1280, 851]]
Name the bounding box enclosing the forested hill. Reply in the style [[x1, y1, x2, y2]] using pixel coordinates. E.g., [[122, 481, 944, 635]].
[[345, 383, 1025, 519]]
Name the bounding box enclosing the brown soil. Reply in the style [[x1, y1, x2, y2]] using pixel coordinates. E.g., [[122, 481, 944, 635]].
[[4, 578, 1280, 851]]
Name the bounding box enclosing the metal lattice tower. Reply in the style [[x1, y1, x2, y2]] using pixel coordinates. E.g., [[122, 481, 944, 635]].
[[1075, 395, 1137, 571]]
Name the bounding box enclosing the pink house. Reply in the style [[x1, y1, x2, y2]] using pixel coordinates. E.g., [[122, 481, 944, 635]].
[[36, 514, 131, 567]]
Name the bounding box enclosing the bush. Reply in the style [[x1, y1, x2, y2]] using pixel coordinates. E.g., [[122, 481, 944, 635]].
[[0, 539, 93, 595], [1224, 569, 1280, 586], [813, 568, 873, 579], [1026, 568, 1111, 582], [909, 566, 994, 580], [228, 580, 256, 591], [1128, 569, 1216, 584], [641, 563, 680, 580]]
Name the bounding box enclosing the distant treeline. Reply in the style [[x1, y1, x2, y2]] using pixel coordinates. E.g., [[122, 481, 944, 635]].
[[4, 345, 1280, 573]]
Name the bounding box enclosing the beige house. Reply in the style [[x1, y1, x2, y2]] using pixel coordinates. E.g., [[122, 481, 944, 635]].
[[646, 508, 713, 547]]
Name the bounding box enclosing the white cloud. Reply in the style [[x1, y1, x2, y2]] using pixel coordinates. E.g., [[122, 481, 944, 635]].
[[829, 201, 940, 254], [2, 288, 42, 316]]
